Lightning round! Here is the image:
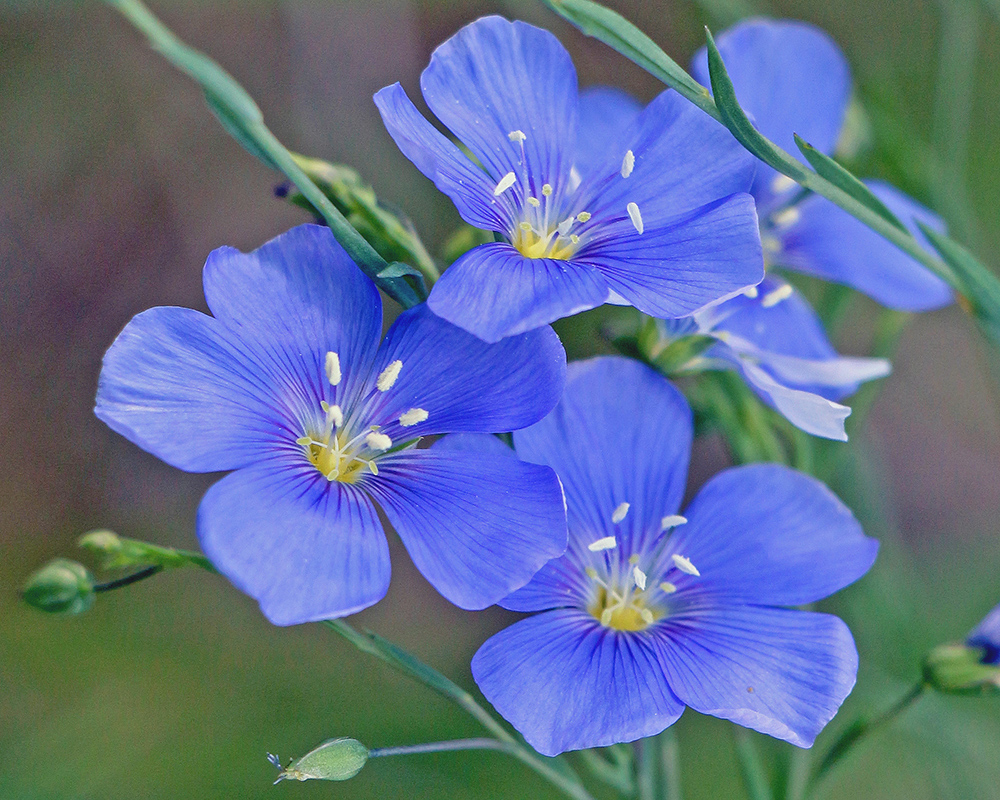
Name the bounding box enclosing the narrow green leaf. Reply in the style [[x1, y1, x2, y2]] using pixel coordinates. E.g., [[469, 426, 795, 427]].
[[793, 134, 906, 232], [704, 29, 810, 183], [542, 0, 720, 120], [918, 223, 1000, 343], [203, 93, 280, 171]]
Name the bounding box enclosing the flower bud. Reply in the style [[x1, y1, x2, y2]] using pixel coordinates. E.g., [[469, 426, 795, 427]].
[[274, 738, 369, 783], [22, 558, 95, 615], [922, 643, 1000, 695], [79, 529, 123, 556]]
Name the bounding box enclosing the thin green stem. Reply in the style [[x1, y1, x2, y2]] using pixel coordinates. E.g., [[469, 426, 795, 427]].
[[659, 728, 682, 800], [93, 565, 162, 592], [368, 738, 514, 758], [638, 738, 658, 800], [734, 728, 773, 800], [784, 747, 809, 800], [811, 683, 925, 788]]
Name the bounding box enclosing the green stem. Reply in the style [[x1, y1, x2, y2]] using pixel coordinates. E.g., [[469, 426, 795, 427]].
[[811, 683, 925, 788], [734, 728, 773, 800], [368, 738, 514, 758], [93, 565, 162, 592], [638, 738, 658, 800], [659, 728, 683, 800], [322, 620, 595, 800]]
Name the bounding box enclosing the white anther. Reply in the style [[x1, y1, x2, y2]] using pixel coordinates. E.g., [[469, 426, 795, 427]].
[[772, 207, 801, 228], [399, 407, 429, 427], [743, 285, 759, 299], [611, 502, 630, 524], [368, 461, 379, 476], [621, 149, 635, 178], [296, 436, 312, 446], [671, 554, 700, 576], [600, 608, 613, 627], [493, 172, 517, 196], [639, 608, 654, 625], [627, 202, 644, 234], [508, 130, 527, 143], [325, 351, 342, 386], [660, 581, 677, 594], [376, 360, 402, 391], [527, 196, 541, 207], [588, 536, 618, 552], [326, 404, 344, 428], [557, 216, 575, 236], [632, 565, 647, 591], [542, 183, 553, 196], [660, 514, 688, 530], [771, 174, 797, 194], [365, 432, 393, 451], [761, 283, 794, 308], [576, 211, 591, 223]]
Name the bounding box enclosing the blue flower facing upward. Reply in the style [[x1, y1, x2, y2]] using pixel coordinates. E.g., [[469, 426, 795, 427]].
[[374, 16, 764, 343], [692, 19, 953, 312], [94, 224, 568, 625], [661, 275, 891, 440], [470, 357, 878, 756]]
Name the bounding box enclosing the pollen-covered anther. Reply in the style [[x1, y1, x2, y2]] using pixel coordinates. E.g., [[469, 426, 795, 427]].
[[295, 436, 312, 446], [527, 197, 541, 208], [600, 608, 614, 627], [399, 407, 428, 427], [542, 183, 553, 197], [588, 536, 617, 552], [576, 211, 591, 223], [671, 554, 700, 576], [621, 149, 635, 178], [325, 351, 342, 386], [761, 283, 794, 308], [632, 565, 647, 590], [660, 581, 677, 594], [611, 502, 630, 524], [508, 130, 527, 143], [365, 432, 393, 451], [627, 202, 644, 234], [494, 171, 517, 196], [326, 403, 344, 428], [660, 514, 687, 530], [376, 360, 402, 391]]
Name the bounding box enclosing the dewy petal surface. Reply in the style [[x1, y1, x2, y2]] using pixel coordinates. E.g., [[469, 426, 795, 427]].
[[198, 459, 391, 626], [650, 605, 858, 747], [373, 83, 506, 231], [420, 15, 577, 191], [367, 303, 567, 434], [514, 357, 691, 555], [427, 243, 610, 343], [777, 181, 954, 310], [95, 306, 294, 473], [668, 464, 878, 605], [691, 19, 850, 208], [202, 224, 384, 406], [472, 609, 685, 756], [368, 445, 567, 610]]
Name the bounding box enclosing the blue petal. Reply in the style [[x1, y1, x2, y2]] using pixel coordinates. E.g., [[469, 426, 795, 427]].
[[427, 243, 610, 342], [575, 86, 642, 179], [667, 463, 878, 605], [367, 446, 567, 610], [514, 357, 692, 556], [198, 460, 390, 625], [420, 16, 578, 195], [651, 606, 858, 747], [472, 609, 685, 755], [776, 181, 954, 310], [579, 90, 756, 221], [691, 19, 850, 209], [581, 194, 764, 319], [968, 602, 1000, 665], [363, 303, 566, 437], [202, 224, 383, 405], [95, 306, 294, 472], [373, 83, 506, 231], [432, 432, 519, 458]]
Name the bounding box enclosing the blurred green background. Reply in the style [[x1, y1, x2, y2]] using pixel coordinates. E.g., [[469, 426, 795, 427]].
[[3, 0, 1000, 797]]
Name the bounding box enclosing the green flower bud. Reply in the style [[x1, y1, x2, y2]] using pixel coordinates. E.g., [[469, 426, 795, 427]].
[[922, 643, 1000, 695], [274, 738, 369, 783], [22, 558, 95, 615], [79, 529, 123, 556]]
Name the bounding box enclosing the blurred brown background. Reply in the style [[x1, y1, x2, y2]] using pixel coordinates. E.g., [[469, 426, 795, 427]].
[[3, 1, 1000, 798]]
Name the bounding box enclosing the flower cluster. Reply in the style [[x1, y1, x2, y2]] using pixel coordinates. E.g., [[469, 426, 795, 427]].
[[92, 12, 958, 762]]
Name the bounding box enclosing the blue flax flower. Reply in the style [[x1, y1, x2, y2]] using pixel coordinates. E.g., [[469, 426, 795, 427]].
[[692, 19, 953, 311], [94, 224, 568, 625], [471, 357, 878, 755], [374, 15, 764, 343], [968, 603, 1000, 665], [662, 275, 891, 440]]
